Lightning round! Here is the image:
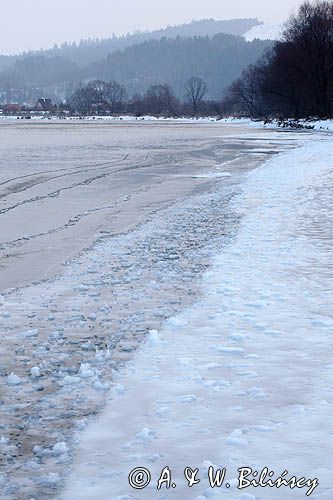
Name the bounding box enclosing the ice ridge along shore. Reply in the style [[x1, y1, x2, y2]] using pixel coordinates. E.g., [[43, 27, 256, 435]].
[[62, 133, 333, 500]]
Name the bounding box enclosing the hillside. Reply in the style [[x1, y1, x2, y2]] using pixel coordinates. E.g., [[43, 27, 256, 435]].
[[37, 18, 261, 67], [0, 18, 260, 74], [0, 21, 270, 104], [83, 34, 271, 100]]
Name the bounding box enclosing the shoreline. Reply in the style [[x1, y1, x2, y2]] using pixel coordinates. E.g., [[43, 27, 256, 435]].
[[61, 132, 333, 500], [0, 123, 306, 498], [1, 114, 333, 131]]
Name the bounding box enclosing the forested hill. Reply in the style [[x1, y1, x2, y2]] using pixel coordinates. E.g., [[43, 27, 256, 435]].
[[0, 22, 270, 103], [34, 18, 261, 67], [83, 34, 271, 100], [0, 55, 17, 73], [0, 18, 261, 73], [9, 18, 261, 67]]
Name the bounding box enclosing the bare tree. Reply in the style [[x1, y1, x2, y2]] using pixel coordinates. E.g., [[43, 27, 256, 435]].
[[106, 81, 127, 113], [127, 93, 146, 116], [87, 80, 108, 97], [86, 80, 109, 114], [144, 84, 178, 115], [70, 84, 100, 114], [69, 80, 127, 115], [225, 64, 268, 117], [185, 76, 208, 115], [222, 1, 333, 119], [282, 1, 333, 117]]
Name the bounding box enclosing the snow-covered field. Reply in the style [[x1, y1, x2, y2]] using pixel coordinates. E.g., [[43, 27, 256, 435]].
[[61, 132, 333, 499]]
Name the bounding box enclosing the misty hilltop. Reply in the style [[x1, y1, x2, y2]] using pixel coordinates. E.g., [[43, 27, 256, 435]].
[[0, 18, 271, 104], [0, 18, 261, 69]]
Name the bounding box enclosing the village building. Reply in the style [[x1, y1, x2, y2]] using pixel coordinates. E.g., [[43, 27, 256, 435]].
[[35, 98, 55, 112], [3, 103, 22, 114]]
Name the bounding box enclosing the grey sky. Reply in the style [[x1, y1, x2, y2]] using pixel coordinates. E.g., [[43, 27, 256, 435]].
[[1, 0, 306, 55]]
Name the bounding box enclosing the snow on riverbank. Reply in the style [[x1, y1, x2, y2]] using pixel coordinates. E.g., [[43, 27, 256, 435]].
[[221, 118, 333, 131], [62, 134, 333, 499], [304, 119, 333, 131], [1, 114, 333, 132]]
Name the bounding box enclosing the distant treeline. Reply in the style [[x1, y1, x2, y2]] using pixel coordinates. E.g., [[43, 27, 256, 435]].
[[222, 1, 333, 118], [68, 77, 218, 116], [0, 18, 260, 73], [0, 29, 270, 104], [31, 18, 260, 68]]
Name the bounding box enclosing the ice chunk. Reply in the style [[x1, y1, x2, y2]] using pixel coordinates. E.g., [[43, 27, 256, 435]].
[[114, 383, 125, 395], [79, 363, 95, 378], [62, 375, 81, 385], [148, 330, 164, 345], [7, 373, 22, 385], [81, 340, 95, 351], [35, 472, 61, 485], [93, 380, 109, 391], [136, 428, 155, 442], [19, 329, 38, 339], [95, 349, 111, 361], [178, 394, 197, 403], [52, 442, 68, 456], [226, 429, 248, 447], [31, 367, 41, 378], [24, 460, 41, 471]]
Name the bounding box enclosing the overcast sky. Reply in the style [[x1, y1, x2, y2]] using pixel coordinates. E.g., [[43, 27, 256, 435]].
[[1, 0, 306, 55]]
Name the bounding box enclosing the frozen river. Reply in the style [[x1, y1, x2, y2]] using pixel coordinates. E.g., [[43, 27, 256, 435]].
[[0, 121, 307, 498], [0, 120, 295, 290]]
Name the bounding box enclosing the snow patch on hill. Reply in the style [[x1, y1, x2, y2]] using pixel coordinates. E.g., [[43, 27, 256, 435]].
[[244, 22, 284, 41]]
